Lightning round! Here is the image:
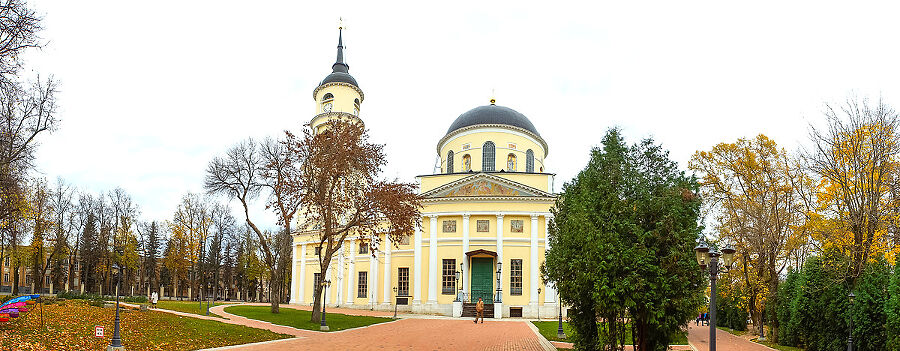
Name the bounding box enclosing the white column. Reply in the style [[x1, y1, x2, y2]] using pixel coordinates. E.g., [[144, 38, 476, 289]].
[[325, 264, 332, 304], [346, 239, 355, 305], [383, 235, 392, 304], [369, 236, 377, 306], [496, 214, 504, 298], [413, 224, 423, 304], [462, 213, 470, 295], [428, 214, 439, 304], [544, 215, 556, 303], [291, 244, 302, 304], [530, 214, 540, 305], [299, 244, 307, 304], [337, 244, 345, 305]]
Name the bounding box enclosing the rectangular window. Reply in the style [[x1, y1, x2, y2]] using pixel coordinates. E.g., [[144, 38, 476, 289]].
[[442, 220, 456, 233], [441, 259, 456, 295], [74, 261, 78, 270], [398, 267, 409, 296], [511, 219, 524, 233], [4, 257, 8, 266], [477, 220, 489, 232], [3, 273, 7, 283], [314, 273, 321, 289], [25, 275, 31, 285], [510, 259, 523, 296], [315, 246, 322, 256], [358, 272, 368, 298], [46, 275, 51, 285], [358, 242, 368, 255]]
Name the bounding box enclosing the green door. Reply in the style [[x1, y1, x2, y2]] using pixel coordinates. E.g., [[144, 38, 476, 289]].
[[470, 257, 493, 303]]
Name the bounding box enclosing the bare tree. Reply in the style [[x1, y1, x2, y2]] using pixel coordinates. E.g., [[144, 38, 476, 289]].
[[0, 0, 43, 78], [205, 139, 287, 312]]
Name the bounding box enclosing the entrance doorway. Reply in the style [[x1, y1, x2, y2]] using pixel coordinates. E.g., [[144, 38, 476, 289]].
[[470, 257, 493, 303]]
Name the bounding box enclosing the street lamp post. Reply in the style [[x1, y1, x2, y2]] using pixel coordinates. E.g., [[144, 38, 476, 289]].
[[320, 279, 331, 331], [495, 262, 502, 303], [694, 239, 735, 351], [454, 269, 461, 302], [537, 287, 542, 320], [848, 291, 855, 351], [392, 286, 399, 319], [108, 263, 125, 351], [206, 281, 212, 316], [557, 292, 565, 339]]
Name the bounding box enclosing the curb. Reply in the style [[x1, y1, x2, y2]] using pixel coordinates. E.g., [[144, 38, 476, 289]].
[[525, 321, 559, 351]]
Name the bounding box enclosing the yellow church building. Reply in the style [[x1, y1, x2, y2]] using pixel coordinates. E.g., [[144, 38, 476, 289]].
[[289, 29, 559, 319]]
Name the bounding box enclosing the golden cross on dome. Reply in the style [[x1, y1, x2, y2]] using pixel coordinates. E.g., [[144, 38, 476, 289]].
[[338, 17, 344, 30], [490, 88, 496, 105]]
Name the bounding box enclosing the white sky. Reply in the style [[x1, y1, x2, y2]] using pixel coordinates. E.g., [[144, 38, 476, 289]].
[[23, 1, 900, 229]]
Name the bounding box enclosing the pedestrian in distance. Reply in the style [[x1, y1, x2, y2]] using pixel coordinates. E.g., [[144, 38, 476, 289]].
[[474, 297, 485, 324]]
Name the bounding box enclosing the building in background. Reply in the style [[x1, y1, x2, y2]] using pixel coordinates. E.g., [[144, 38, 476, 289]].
[[289, 29, 559, 318]]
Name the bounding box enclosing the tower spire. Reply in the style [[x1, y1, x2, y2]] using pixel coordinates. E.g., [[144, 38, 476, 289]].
[[332, 18, 349, 73]]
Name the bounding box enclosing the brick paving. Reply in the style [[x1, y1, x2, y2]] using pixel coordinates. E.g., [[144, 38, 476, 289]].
[[198, 303, 552, 351], [688, 323, 776, 351]]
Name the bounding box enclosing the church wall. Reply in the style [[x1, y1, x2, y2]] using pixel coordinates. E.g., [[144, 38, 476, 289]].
[[440, 130, 546, 173], [313, 84, 361, 115]]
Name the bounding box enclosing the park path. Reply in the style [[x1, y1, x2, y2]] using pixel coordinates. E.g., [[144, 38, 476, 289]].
[[191, 303, 555, 351], [687, 323, 776, 351]]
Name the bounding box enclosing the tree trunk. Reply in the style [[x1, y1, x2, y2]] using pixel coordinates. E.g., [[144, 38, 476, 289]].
[[310, 283, 322, 323], [270, 269, 281, 313]]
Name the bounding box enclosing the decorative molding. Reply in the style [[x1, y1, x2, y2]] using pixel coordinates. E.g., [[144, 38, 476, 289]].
[[422, 172, 554, 199], [312, 82, 365, 102], [309, 111, 362, 128]]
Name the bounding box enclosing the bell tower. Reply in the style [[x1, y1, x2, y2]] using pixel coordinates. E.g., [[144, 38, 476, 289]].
[[310, 23, 364, 132]]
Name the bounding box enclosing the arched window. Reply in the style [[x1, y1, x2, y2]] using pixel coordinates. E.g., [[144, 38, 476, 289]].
[[482, 141, 495, 171], [526, 149, 534, 173], [462, 154, 472, 172], [353, 98, 360, 115], [446, 150, 454, 173], [321, 93, 334, 113], [507, 154, 517, 172]]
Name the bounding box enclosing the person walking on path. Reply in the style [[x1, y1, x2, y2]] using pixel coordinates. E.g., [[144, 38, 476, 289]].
[[475, 297, 485, 324]]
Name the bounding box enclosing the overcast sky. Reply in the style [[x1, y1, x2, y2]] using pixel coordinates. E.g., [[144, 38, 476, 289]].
[[22, 1, 900, 229]]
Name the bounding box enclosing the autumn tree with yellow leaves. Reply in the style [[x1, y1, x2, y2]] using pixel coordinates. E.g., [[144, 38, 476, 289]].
[[804, 97, 900, 281], [690, 134, 811, 337]]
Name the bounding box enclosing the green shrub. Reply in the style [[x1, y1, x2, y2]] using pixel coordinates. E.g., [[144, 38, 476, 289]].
[[887, 262, 900, 351], [124, 295, 148, 303], [852, 257, 889, 351], [775, 269, 801, 346], [790, 256, 851, 351]]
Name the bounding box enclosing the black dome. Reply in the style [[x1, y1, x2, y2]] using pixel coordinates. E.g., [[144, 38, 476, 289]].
[[321, 71, 358, 87], [446, 105, 540, 136]]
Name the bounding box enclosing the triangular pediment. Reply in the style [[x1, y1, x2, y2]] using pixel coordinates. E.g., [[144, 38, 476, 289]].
[[423, 173, 552, 199]]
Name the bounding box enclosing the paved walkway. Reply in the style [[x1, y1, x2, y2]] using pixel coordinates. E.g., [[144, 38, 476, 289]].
[[194, 303, 554, 351], [687, 323, 775, 351]]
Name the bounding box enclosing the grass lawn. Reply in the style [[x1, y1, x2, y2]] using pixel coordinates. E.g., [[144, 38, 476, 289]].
[[717, 326, 749, 336], [224, 305, 392, 332], [532, 321, 689, 345], [0, 299, 290, 350], [154, 299, 237, 318], [754, 339, 805, 351]]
